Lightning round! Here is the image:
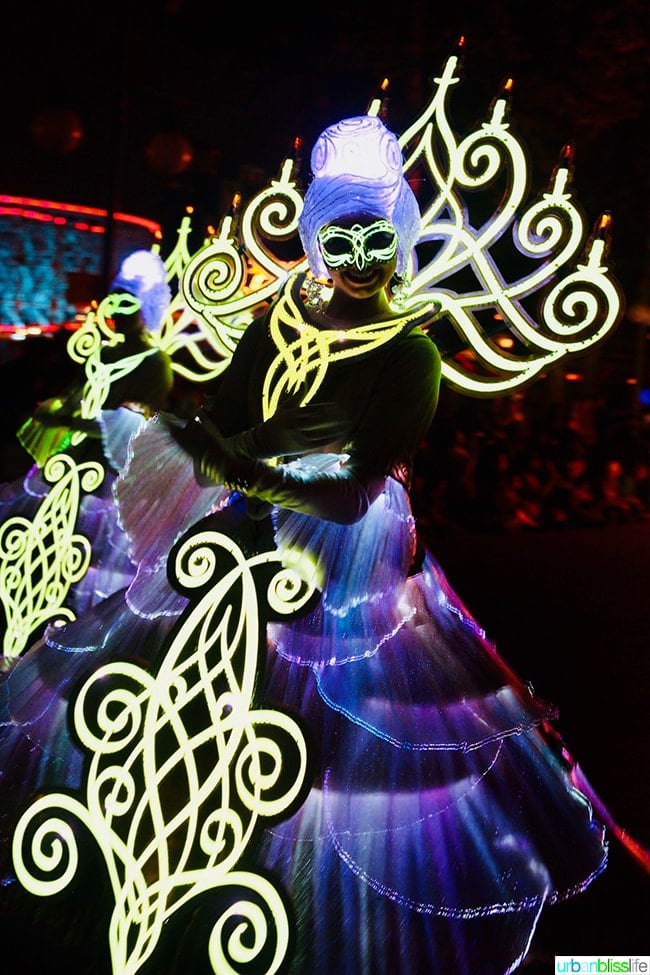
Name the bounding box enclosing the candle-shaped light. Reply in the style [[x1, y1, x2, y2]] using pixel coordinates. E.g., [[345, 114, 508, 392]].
[[587, 210, 613, 266], [490, 76, 514, 125], [290, 135, 303, 182], [219, 192, 242, 240], [596, 211, 612, 238], [551, 142, 575, 196], [367, 77, 390, 119], [560, 142, 575, 168], [449, 34, 466, 65]]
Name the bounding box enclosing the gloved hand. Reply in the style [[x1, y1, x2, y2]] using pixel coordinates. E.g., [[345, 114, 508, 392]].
[[171, 407, 385, 524], [33, 399, 101, 437], [168, 413, 227, 487], [225, 395, 349, 460], [172, 411, 383, 525]]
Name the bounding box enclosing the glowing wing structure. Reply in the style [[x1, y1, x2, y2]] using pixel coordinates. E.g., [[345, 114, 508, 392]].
[[37, 50, 618, 397], [397, 54, 622, 394], [177, 163, 307, 381], [148, 212, 257, 382], [175, 52, 622, 395], [0, 49, 623, 667]]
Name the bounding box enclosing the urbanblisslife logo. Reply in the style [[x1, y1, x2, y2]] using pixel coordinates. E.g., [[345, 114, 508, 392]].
[[555, 959, 649, 974]]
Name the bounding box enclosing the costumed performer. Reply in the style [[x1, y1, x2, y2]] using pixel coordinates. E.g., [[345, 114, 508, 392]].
[[0, 116, 641, 975], [0, 250, 174, 664]]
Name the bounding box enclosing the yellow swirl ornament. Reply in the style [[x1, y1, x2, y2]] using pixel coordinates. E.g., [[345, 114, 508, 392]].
[[0, 453, 103, 664], [13, 528, 313, 975], [263, 274, 435, 418]]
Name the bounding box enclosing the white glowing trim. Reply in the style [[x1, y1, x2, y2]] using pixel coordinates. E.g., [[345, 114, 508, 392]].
[[13, 528, 314, 974]]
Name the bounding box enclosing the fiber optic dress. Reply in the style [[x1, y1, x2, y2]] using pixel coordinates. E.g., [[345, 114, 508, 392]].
[[0, 275, 607, 975]]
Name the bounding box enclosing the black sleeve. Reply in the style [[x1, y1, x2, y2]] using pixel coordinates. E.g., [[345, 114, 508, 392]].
[[207, 315, 270, 435], [347, 329, 441, 479], [195, 328, 442, 525]]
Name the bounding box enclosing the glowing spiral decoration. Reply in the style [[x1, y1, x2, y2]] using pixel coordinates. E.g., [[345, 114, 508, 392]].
[[13, 527, 311, 974]]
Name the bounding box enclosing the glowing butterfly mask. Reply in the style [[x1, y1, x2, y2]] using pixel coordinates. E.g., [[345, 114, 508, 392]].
[[317, 219, 398, 270]]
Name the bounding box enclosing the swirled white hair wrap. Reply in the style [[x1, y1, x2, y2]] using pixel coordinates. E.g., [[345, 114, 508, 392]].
[[298, 116, 421, 279], [110, 249, 171, 331]]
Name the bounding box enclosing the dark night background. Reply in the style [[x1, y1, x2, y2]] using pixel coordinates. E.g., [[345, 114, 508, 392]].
[[0, 0, 648, 970], [1, 0, 648, 304]]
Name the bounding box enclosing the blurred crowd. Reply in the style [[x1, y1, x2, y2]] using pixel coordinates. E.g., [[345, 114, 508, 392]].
[[2, 336, 649, 537], [413, 388, 650, 535]]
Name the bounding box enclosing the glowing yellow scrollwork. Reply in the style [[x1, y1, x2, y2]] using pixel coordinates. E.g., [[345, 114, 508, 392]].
[[146, 212, 246, 383], [262, 274, 435, 418], [13, 528, 313, 975], [171, 54, 621, 396], [0, 453, 102, 664], [66, 293, 161, 434], [179, 158, 307, 379], [397, 54, 623, 394]]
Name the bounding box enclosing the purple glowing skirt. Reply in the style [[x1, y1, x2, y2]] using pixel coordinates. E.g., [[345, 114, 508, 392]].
[[0, 414, 607, 975]]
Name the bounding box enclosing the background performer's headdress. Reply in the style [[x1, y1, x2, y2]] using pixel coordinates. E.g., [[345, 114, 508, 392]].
[[110, 250, 171, 331], [298, 115, 420, 278]]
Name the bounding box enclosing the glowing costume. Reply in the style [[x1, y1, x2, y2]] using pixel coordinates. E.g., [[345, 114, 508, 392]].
[[0, 251, 174, 664], [0, 269, 609, 975], [0, 65, 645, 975]]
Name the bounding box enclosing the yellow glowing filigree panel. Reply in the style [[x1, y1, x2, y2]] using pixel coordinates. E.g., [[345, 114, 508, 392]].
[[13, 528, 314, 975], [1, 296, 154, 663], [0, 453, 103, 664], [393, 53, 623, 394]]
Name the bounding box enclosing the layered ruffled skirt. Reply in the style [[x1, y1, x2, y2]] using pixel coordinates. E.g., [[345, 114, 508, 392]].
[[0, 414, 608, 974]]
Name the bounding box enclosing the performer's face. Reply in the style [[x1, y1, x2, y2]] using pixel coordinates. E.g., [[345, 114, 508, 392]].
[[318, 215, 398, 300]]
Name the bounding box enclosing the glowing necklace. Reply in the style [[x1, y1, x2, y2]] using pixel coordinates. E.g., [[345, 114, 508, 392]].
[[262, 273, 434, 419]]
